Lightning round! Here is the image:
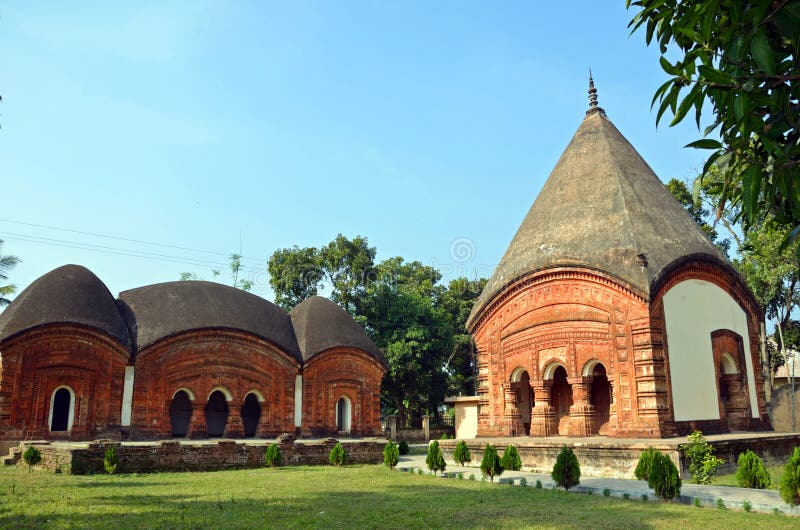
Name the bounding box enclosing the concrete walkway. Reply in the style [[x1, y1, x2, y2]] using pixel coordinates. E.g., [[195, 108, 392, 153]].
[[396, 452, 800, 516]]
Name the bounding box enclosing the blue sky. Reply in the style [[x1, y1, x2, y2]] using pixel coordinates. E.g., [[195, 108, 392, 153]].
[[0, 1, 711, 302]]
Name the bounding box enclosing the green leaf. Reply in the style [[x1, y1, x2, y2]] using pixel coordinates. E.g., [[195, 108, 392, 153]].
[[733, 94, 747, 122], [749, 31, 775, 75], [686, 139, 723, 149], [741, 165, 761, 223], [698, 65, 732, 85]]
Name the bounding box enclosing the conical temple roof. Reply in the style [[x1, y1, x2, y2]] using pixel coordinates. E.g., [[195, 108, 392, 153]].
[[467, 106, 728, 329]]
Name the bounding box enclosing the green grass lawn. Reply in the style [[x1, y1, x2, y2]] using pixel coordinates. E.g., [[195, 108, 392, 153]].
[[714, 464, 786, 491], [0, 464, 796, 529]]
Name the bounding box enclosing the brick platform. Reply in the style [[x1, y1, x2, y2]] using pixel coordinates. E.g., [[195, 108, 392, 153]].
[[10, 437, 387, 474]]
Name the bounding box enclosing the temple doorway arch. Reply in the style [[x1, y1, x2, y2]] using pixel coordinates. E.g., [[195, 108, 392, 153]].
[[589, 363, 612, 434], [240, 393, 262, 437], [49, 386, 74, 432], [169, 389, 193, 437], [205, 390, 229, 437], [336, 396, 351, 433], [510, 368, 534, 435], [550, 365, 573, 435]]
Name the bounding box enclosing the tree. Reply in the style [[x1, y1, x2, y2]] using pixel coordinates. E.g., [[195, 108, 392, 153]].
[[500, 445, 522, 471], [780, 446, 800, 505], [736, 450, 771, 489], [665, 178, 730, 255], [267, 246, 322, 310], [319, 234, 376, 315], [453, 440, 471, 466], [551, 446, 581, 490], [0, 239, 20, 307], [426, 440, 446, 476], [648, 452, 682, 501], [628, 1, 800, 247], [22, 446, 41, 472], [383, 441, 400, 469], [480, 444, 503, 483], [438, 278, 487, 396]]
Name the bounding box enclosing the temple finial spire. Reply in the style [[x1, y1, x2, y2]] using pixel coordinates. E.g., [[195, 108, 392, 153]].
[[587, 70, 605, 116]]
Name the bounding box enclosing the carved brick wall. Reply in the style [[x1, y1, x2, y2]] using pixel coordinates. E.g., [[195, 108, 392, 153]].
[[301, 348, 384, 436]]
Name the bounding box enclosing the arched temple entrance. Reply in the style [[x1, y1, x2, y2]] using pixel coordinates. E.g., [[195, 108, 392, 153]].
[[205, 390, 229, 437], [510, 368, 534, 435], [551, 366, 573, 435], [240, 393, 262, 437], [589, 363, 612, 434], [169, 389, 193, 437], [711, 330, 751, 431], [50, 387, 73, 432], [336, 396, 351, 433]]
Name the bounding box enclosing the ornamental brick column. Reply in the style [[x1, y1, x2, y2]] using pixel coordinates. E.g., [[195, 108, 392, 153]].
[[224, 404, 244, 438], [530, 381, 557, 437], [188, 402, 208, 439], [503, 385, 522, 436], [567, 377, 596, 437]]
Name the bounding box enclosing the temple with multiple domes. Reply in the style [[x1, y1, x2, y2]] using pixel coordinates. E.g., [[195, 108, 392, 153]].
[[0, 265, 386, 441]]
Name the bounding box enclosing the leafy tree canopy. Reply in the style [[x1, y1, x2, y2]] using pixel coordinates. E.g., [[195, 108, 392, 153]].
[[628, 1, 800, 247]]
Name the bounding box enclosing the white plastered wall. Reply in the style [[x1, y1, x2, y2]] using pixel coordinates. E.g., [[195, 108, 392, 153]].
[[663, 279, 759, 421], [294, 375, 303, 428]]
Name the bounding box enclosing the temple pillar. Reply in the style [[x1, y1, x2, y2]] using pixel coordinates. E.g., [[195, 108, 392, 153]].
[[224, 404, 244, 438], [503, 385, 522, 436], [530, 382, 557, 437], [188, 402, 208, 439], [567, 378, 596, 437]]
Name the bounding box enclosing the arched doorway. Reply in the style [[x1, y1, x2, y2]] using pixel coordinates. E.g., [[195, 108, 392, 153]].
[[240, 393, 262, 438], [589, 363, 612, 434], [551, 366, 572, 434], [336, 396, 351, 433], [50, 387, 73, 432], [510, 369, 535, 435], [169, 390, 193, 437], [205, 390, 229, 437]]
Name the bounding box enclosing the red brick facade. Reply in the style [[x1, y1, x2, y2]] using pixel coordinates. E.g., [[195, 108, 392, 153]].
[[0, 325, 129, 440], [300, 348, 385, 436], [470, 263, 770, 439]]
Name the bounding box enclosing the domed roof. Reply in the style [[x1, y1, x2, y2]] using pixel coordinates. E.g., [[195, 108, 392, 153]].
[[118, 281, 302, 362], [290, 296, 385, 366], [0, 264, 131, 347], [467, 105, 730, 329]]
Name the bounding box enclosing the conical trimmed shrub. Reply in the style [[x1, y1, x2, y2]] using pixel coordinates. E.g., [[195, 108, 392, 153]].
[[634, 447, 659, 481], [453, 440, 471, 466], [384, 441, 400, 469], [551, 446, 580, 490], [501, 444, 522, 471], [648, 452, 681, 501], [480, 444, 503, 483], [426, 440, 446, 475], [780, 446, 800, 505], [736, 450, 770, 489]]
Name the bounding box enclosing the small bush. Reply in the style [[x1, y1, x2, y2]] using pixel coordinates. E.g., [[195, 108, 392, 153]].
[[736, 450, 771, 489], [398, 440, 410, 455], [519, 477, 528, 487], [457, 472, 463, 480], [469, 474, 475, 481], [551, 446, 580, 490], [603, 488, 611, 497], [779, 446, 800, 505], [742, 500, 752, 512], [329, 442, 347, 466], [683, 430, 723, 484], [383, 441, 399, 469], [22, 446, 42, 472], [480, 444, 503, 483], [417, 468, 423, 475], [426, 441, 446, 476], [647, 452, 681, 501], [693, 497, 702, 508], [453, 440, 471, 466], [641, 493, 648, 501], [634, 447, 659, 481], [440, 433, 452, 440], [265, 444, 281, 467], [535, 479, 542, 489], [623, 493, 630, 500], [500, 445, 522, 471], [716, 498, 726, 510], [103, 445, 118, 475]]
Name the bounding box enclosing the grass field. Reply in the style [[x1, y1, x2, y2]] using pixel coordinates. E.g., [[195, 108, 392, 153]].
[[1, 464, 797, 529]]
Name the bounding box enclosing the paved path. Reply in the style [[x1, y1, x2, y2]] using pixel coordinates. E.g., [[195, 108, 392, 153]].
[[397, 453, 800, 516]]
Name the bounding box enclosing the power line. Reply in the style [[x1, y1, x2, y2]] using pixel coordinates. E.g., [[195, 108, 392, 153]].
[[0, 219, 269, 262]]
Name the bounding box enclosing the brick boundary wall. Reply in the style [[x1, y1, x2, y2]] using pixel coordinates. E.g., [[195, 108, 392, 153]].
[[16, 438, 386, 474]]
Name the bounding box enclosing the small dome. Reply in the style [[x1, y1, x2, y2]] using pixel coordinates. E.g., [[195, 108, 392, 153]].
[[290, 296, 385, 365], [0, 264, 131, 347], [118, 281, 302, 362]]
